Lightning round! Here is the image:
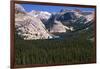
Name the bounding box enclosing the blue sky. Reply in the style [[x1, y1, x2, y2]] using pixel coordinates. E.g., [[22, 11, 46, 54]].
[[21, 4, 95, 12]]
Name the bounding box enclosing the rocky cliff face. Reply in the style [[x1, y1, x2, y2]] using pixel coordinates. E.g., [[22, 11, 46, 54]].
[[28, 10, 51, 23], [46, 9, 94, 32], [15, 4, 53, 40]]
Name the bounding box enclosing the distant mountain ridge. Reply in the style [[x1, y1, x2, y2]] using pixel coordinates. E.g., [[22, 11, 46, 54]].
[[15, 4, 95, 40]]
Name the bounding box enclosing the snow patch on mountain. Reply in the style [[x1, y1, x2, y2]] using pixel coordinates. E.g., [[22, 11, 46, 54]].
[[28, 10, 51, 22]]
